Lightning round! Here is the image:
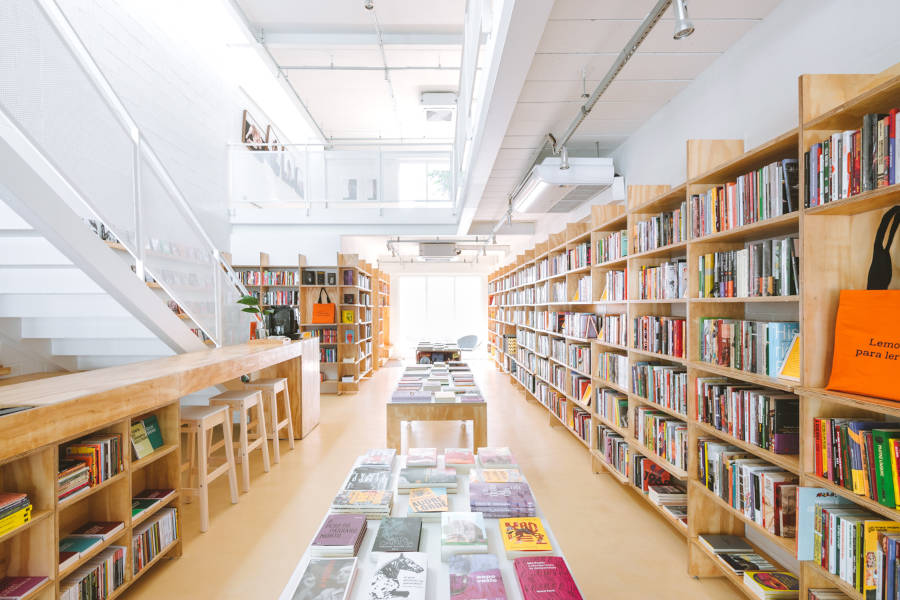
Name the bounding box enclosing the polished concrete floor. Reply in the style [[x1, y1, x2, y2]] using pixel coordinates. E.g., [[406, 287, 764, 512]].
[[127, 356, 736, 599]]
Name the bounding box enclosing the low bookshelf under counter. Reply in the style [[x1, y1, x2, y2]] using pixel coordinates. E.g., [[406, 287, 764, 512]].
[[0, 340, 319, 600]]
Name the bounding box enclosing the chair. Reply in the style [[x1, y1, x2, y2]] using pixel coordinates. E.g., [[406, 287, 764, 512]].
[[243, 378, 295, 464], [457, 335, 479, 351], [180, 405, 239, 532], [209, 389, 271, 492]]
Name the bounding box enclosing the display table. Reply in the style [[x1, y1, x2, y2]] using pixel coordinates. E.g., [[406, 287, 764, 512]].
[[386, 402, 487, 452], [415, 341, 461, 364], [278, 454, 581, 599]]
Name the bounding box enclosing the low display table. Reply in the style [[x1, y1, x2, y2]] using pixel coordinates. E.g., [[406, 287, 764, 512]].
[[278, 453, 581, 599], [386, 401, 487, 452]]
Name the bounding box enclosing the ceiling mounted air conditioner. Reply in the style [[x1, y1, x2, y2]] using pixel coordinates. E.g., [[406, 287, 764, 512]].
[[419, 242, 460, 260], [513, 157, 615, 214]]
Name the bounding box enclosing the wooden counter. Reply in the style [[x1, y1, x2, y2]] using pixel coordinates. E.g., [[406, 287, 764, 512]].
[[0, 338, 320, 463]]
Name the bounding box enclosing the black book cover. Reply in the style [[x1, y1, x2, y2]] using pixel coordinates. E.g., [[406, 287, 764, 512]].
[[823, 138, 831, 203], [780, 159, 799, 213], [803, 151, 810, 208], [371, 517, 422, 552]]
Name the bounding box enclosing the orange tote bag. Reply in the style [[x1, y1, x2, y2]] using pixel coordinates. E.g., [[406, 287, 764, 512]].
[[827, 206, 900, 400], [311, 288, 336, 324]]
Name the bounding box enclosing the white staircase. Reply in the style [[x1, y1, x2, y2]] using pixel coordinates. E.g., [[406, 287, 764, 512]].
[[0, 198, 206, 373]]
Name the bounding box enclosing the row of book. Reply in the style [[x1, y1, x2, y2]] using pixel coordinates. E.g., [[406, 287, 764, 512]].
[[634, 406, 688, 470], [805, 110, 899, 208], [0, 493, 31, 537], [696, 378, 799, 455], [550, 338, 566, 363], [597, 389, 628, 430], [572, 407, 590, 443], [597, 351, 628, 389], [697, 438, 797, 538], [537, 383, 566, 421], [568, 241, 591, 270], [549, 281, 567, 303], [632, 201, 689, 253], [567, 344, 590, 375], [632, 362, 687, 416], [812, 418, 900, 508], [636, 259, 687, 300], [259, 290, 299, 305], [316, 327, 338, 344], [570, 375, 591, 408], [598, 313, 626, 347], [699, 318, 799, 378], [597, 425, 630, 478], [596, 229, 627, 264], [60, 546, 125, 600], [690, 159, 798, 239], [697, 236, 799, 298], [571, 275, 591, 302], [600, 270, 626, 301], [319, 347, 337, 362], [545, 253, 568, 278], [632, 315, 685, 358], [58, 432, 124, 501], [697, 535, 798, 598], [133, 508, 178, 573]]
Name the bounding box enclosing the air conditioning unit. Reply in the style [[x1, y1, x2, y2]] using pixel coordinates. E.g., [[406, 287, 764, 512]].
[[419, 242, 460, 261], [513, 157, 617, 213]]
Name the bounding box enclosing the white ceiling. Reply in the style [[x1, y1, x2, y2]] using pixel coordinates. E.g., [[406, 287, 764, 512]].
[[236, 0, 466, 140], [473, 0, 783, 222]]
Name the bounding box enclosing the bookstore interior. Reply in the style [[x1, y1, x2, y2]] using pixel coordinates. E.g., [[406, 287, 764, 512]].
[[2, 0, 900, 599]]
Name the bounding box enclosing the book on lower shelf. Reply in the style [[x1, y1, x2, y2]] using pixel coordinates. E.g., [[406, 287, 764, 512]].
[[133, 508, 178, 573], [57, 458, 91, 501], [741, 571, 798, 600], [69, 521, 124, 541], [513, 556, 583, 600], [0, 576, 49, 600], [441, 512, 488, 560], [59, 535, 105, 571], [0, 493, 31, 537], [60, 546, 126, 600], [289, 557, 357, 600], [499, 517, 553, 559], [368, 552, 427, 600], [448, 554, 508, 600], [60, 432, 124, 490]]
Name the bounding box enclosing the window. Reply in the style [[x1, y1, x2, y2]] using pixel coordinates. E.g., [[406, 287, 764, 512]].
[[398, 161, 450, 202], [393, 275, 485, 350]]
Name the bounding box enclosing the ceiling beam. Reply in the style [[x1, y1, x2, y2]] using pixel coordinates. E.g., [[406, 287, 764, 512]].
[[260, 31, 463, 47]]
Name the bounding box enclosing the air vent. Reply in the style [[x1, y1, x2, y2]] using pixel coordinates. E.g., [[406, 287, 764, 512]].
[[549, 185, 609, 213]]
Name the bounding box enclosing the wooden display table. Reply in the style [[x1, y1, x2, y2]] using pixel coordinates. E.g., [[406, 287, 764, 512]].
[[279, 453, 581, 599], [386, 401, 487, 451], [0, 339, 319, 600]]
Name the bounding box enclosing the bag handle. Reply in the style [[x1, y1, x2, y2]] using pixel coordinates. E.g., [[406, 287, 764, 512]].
[[866, 205, 900, 290], [317, 288, 332, 304]]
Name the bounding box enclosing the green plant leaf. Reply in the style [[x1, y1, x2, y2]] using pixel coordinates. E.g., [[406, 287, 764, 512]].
[[237, 296, 260, 306], [241, 307, 259, 314]]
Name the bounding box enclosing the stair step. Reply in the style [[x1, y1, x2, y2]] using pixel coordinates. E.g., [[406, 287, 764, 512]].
[[0, 267, 103, 294], [0, 237, 72, 266], [46, 337, 172, 356], [0, 294, 130, 318], [4, 317, 156, 339]]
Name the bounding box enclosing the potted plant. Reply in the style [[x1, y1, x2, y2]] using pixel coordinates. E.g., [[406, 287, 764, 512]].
[[237, 295, 273, 339]]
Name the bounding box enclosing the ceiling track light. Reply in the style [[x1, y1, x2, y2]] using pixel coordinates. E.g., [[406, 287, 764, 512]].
[[672, 0, 695, 40], [560, 146, 570, 170]]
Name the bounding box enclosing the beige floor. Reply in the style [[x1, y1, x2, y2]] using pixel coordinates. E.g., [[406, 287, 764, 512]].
[[126, 357, 736, 599]]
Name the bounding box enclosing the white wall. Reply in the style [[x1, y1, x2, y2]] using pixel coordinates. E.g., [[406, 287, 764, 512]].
[[57, 0, 245, 250], [612, 0, 900, 186], [0, 340, 59, 378]]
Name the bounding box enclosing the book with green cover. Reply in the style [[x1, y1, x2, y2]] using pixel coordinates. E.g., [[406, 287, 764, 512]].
[[872, 429, 900, 508], [131, 499, 158, 518], [141, 415, 164, 450]]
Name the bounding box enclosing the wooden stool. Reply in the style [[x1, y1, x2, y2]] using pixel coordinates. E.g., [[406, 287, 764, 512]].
[[244, 377, 295, 464], [210, 389, 270, 492], [180, 405, 239, 532]]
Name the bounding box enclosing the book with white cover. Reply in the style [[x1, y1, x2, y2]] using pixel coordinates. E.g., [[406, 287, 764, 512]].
[[367, 552, 427, 600]]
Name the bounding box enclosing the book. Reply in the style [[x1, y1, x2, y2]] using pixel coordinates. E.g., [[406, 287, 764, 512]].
[[513, 556, 582, 600], [448, 554, 508, 600], [445, 448, 475, 471], [469, 482, 537, 518], [406, 448, 437, 467], [0, 576, 49, 600], [345, 466, 392, 491], [331, 490, 392, 519], [131, 498, 158, 519], [470, 468, 525, 484], [698, 534, 754, 554], [133, 488, 176, 502], [477, 447, 517, 468], [130, 421, 154, 460], [69, 521, 124, 541], [371, 517, 422, 553], [58, 535, 103, 571], [717, 552, 778, 574], [441, 512, 488, 558], [407, 487, 448, 521], [742, 571, 798, 599], [499, 517, 553, 558], [368, 552, 427, 600], [397, 468, 457, 493], [311, 514, 367, 558], [290, 557, 357, 600], [360, 449, 396, 470]]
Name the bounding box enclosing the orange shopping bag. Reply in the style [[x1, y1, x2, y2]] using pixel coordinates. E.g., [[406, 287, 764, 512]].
[[827, 206, 900, 400], [311, 288, 336, 324]]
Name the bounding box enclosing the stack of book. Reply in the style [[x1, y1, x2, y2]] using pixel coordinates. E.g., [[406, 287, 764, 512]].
[[60, 546, 126, 600], [499, 517, 553, 559], [359, 448, 396, 470], [742, 571, 799, 599], [57, 459, 91, 502], [310, 514, 367, 557], [406, 448, 437, 468], [133, 508, 178, 573], [371, 517, 422, 552], [477, 447, 517, 469], [440, 512, 488, 560], [0, 492, 31, 536], [131, 488, 175, 520], [469, 482, 536, 518], [331, 490, 393, 519], [445, 448, 475, 472], [391, 390, 432, 403], [60, 433, 124, 489], [648, 485, 686, 506], [807, 591, 851, 600], [459, 392, 484, 403], [397, 467, 457, 494], [290, 558, 357, 600], [0, 576, 49, 599], [698, 535, 779, 575], [406, 487, 449, 522]]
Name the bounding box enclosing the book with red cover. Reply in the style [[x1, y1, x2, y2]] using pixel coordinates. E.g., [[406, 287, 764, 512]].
[[133, 489, 175, 501], [69, 521, 124, 540], [0, 576, 49, 599], [640, 458, 672, 493], [513, 556, 582, 600], [449, 554, 507, 600]]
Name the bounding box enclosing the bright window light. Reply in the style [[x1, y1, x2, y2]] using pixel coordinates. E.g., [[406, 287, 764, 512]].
[[399, 162, 450, 202]]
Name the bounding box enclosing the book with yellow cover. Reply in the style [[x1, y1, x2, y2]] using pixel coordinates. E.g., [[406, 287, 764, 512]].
[[499, 517, 553, 558], [341, 310, 355, 323], [407, 487, 448, 522], [130, 422, 154, 460], [0, 506, 32, 536], [471, 469, 525, 484]]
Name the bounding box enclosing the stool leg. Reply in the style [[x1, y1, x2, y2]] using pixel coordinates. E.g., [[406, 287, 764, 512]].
[[197, 424, 210, 533], [256, 400, 271, 473], [267, 393, 280, 465], [238, 406, 250, 492], [282, 388, 295, 450], [185, 430, 196, 504], [222, 417, 239, 504]]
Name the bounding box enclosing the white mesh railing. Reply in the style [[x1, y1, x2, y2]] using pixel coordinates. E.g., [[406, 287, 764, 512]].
[[0, 0, 250, 346]]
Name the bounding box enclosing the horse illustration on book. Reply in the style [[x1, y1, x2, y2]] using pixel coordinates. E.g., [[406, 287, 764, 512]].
[[369, 553, 424, 599]]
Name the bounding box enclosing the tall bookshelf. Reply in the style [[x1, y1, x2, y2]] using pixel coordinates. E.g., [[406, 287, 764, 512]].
[[373, 269, 391, 368], [234, 252, 383, 395]]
